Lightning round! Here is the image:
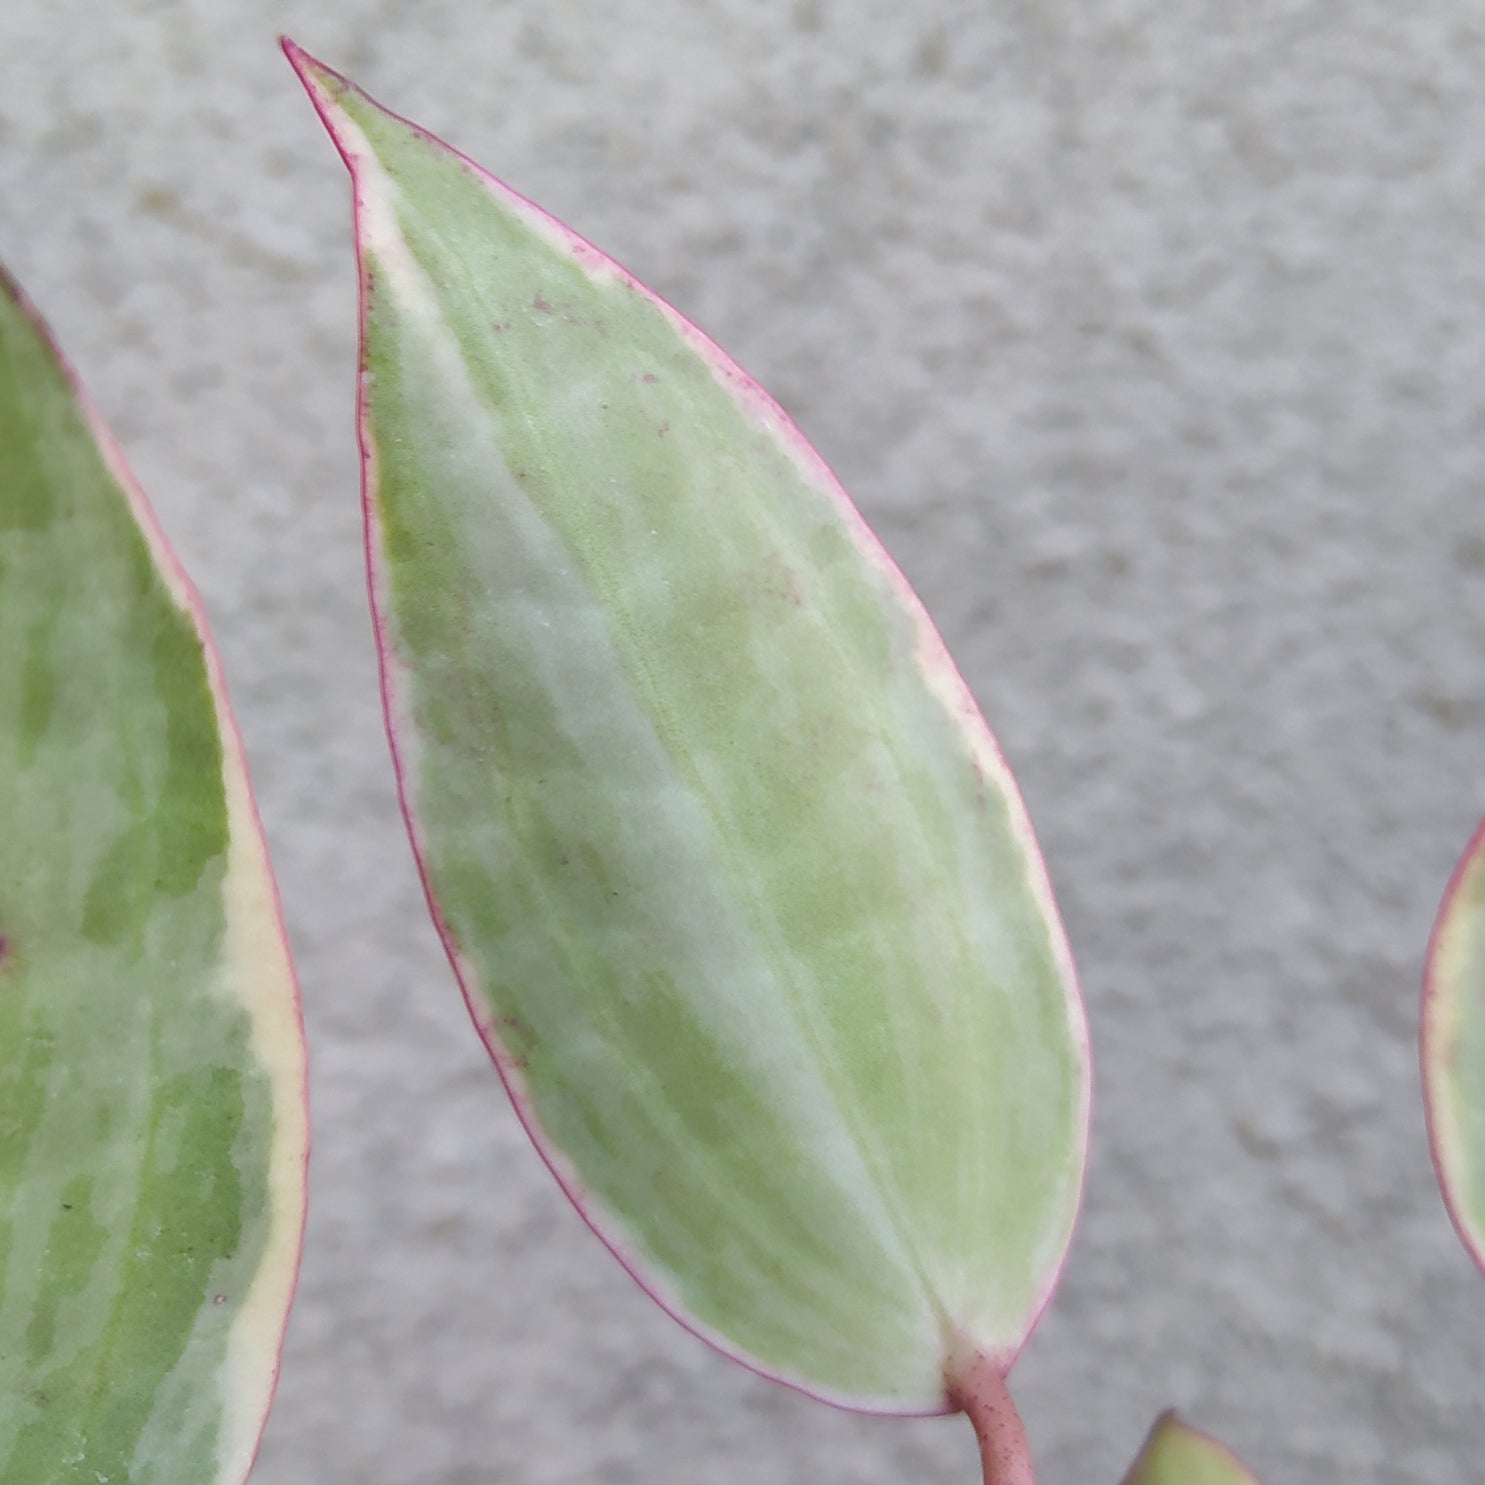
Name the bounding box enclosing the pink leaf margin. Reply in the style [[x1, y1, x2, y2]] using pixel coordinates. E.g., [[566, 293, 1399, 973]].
[[282, 38, 1090, 1417], [1421, 814, 1485, 1278], [0, 262, 310, 1483]]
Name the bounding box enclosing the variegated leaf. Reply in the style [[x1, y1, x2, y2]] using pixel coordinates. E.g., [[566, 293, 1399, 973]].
[[288, 43, 1087, 1413], [0, 267, 307, 1483]]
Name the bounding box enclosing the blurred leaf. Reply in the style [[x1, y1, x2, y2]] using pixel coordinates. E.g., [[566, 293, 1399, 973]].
[[1121, 1413, 1262, 1485], [1424, 817, 1485, 1275]]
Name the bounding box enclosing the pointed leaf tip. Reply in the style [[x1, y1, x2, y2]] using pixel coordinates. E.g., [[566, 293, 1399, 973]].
[[280, 36, 330, 89], [1423, 816, 1485, 1276], [305, 58, 1089, 1411], [281, 39, 362, 142], [1120, 1414, 1263, 1485]]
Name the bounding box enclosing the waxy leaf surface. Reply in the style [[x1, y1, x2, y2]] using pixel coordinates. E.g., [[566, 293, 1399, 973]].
[[290, 45, 1088, 1411], [1120, 1414, 1262, 1485], [1424, 817, 1485, 1274], [0, 269, 307, 1482]]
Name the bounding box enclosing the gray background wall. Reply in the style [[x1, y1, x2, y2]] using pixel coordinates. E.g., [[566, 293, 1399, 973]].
[[5, 2, 1484, 1481]]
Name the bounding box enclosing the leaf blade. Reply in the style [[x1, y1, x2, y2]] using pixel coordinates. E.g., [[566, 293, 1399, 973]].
[[0, 267, 307, 1483], [290, 43, 1088, 1409], [1423, 816, 1485, 1274]]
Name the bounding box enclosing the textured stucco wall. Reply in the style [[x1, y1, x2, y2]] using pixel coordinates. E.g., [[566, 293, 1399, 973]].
[[5, 2, 1485, 1481]]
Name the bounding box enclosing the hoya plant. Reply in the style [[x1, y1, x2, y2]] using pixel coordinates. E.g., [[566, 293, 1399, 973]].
[[7, 36, 1477, 1485], [276, 43, 1249, 1485]]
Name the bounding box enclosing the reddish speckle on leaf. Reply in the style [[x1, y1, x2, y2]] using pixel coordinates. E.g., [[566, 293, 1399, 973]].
[[640, 372, 658, 384], [657, 420, 671, 438], [498, 1014, 535, 1071], [532, 293, 554, 314], [752, 550, 806, 610]]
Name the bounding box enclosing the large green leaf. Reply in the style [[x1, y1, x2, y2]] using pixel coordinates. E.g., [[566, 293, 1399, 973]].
[[1120, 1413, 1262, 1485], [288, 43, 1088, 1412], [0, 267, 307, 1482], [1424, 817, 1485, 1274]]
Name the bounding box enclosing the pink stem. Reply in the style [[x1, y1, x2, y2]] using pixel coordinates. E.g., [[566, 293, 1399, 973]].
[[947, 1350, 1036, 1485]]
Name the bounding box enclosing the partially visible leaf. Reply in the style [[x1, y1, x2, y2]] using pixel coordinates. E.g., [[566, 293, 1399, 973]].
[[1120, 1413, 1263, 1485], [1423, 816, 1485, 1274], [287, 42, 1089, 1414], [0, 267, 307, 1483]]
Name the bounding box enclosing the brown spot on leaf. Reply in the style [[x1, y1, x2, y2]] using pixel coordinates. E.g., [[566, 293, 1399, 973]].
[[497, 1014, 536, 1071]]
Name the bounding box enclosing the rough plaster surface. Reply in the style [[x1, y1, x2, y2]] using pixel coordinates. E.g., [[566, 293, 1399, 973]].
[[5, 2, 1485, 1481]]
